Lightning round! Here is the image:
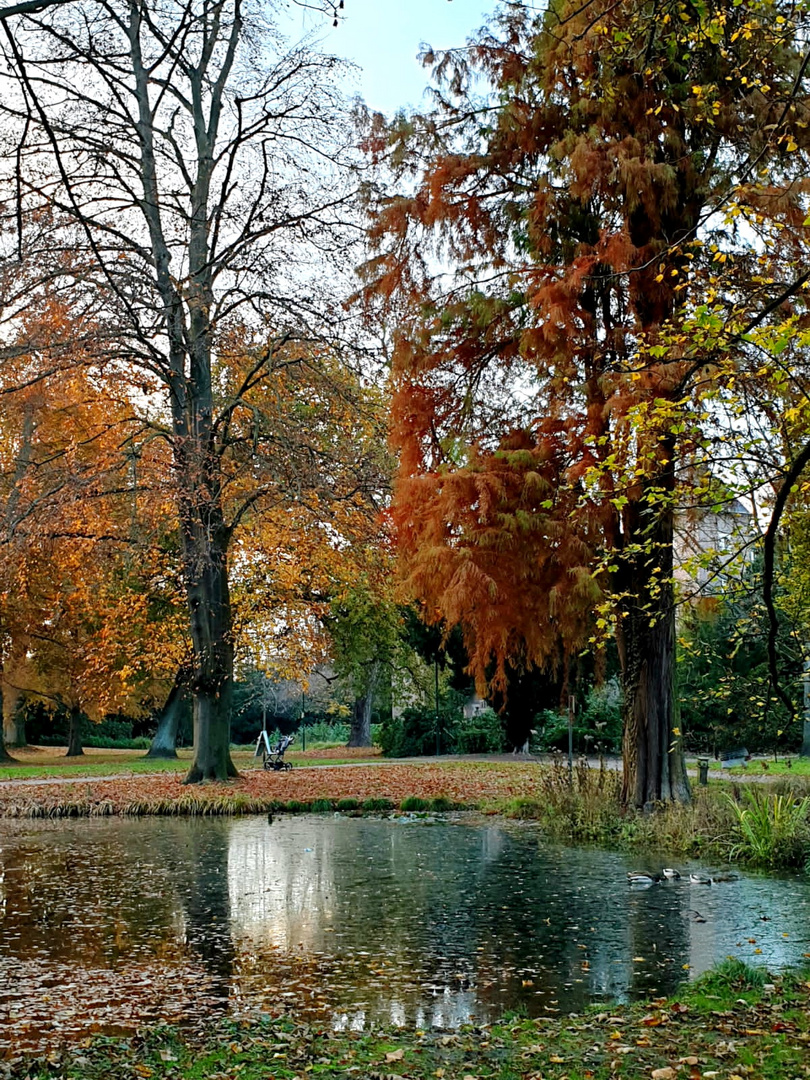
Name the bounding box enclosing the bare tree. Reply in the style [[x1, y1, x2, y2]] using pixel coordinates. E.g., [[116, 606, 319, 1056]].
[[0, 0, 361, 780]]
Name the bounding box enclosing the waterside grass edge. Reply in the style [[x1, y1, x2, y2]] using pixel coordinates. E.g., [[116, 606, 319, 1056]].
[[6, 961, 810, 1080]]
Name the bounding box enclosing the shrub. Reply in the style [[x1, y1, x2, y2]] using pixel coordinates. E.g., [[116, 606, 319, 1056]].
[[454, 708, 507, 753], [379, 691, 467, 757], [726, 788, 810, 868], [400, 796, 429, 811], [311, 799, 333, 813], [84, 735, 152, 750], [535, 681, 622, 755], [336, 798, 359, 811], [379, 708, 440, 757], [429, 796, 454, 812], [299, 720, 350, 746], [362, 797, 393, 813]]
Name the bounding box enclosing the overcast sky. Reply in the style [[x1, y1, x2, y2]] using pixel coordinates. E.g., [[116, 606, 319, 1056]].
[[283, 0, 497, 114]]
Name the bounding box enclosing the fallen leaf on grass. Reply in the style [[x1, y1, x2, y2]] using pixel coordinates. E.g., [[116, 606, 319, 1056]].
[[642, 1014, 665, 1026]]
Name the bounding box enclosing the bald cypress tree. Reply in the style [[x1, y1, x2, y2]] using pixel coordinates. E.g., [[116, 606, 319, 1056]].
[[363, 0, 810, 805]]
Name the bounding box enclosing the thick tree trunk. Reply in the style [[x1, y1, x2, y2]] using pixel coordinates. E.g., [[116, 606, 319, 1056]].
[[620, 599, 690, 806], [618, 465, 690, 808], [182, 517, 237, 784], [0, 732, 13, 762], [348, 661, 380, 748], [66, 706, 84, 757], [801, 656, 810, 757], [2, 680, 25, 748], [0, 684, 14, 763], [146, 672, 188, 759]]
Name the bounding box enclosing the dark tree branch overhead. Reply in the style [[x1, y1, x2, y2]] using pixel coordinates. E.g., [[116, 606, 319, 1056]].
[[0, 0, 73, 18], [762, 441, 810, 722]]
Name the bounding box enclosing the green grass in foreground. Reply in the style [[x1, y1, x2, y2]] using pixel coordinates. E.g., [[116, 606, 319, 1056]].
[[8, 962, 810, 1080], [0, 749, 380, 781], [0, 758, 190, 780]]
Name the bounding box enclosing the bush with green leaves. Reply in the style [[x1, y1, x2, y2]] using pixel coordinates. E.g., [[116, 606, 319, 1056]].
[[535, 682, 622, 754], [379, 706, 442, 757], [380, 691, 508, 757], [454, 708, 507, 753]]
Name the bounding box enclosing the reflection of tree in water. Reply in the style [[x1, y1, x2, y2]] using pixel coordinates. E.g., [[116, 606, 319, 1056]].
[[7, 815, 810, 1041], [226, 819, 672, 1025], [172, 821, 235, 1004]]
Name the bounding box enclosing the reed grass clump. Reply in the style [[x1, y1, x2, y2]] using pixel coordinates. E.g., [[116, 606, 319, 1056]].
[[725, 787, 810, 868], [429, 796, 454, 812], [362, 797, 394, 813], [698, 957, 767, 993], [400, 796, 429, 811]]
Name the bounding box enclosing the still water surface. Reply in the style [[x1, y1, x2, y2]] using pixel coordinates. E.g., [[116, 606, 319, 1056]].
[[2, 815, 810, 1046]]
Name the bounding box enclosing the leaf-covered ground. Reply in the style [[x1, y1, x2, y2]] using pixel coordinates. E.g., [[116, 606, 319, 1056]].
[[0, 761, 538, 817], [5, 963, 810, 1080]]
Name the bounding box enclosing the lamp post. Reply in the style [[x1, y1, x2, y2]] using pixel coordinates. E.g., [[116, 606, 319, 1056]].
[[568, 695, 575, 785], [434, 657, 440, 756]]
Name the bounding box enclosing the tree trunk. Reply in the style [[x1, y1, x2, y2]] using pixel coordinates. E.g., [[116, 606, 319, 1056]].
[[146, 672, 189, 759], [618, 464, 690, 808], [801, 655, 810, 757], [66, 706, 84, 757], [182, 517, 237, 784], [2, 680, 25, 748], [0, 684, 14, 763], [348, 660, 380, 747]]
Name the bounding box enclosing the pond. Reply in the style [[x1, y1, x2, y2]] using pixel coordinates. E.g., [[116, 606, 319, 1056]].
[[2, 814, 810, 1051]]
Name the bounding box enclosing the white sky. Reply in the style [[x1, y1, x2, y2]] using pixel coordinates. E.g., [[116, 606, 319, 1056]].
[[282, 0, 498, 114]]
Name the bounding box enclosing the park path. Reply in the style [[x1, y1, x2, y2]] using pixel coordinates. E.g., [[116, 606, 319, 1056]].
[[0, 753, 787, 788]]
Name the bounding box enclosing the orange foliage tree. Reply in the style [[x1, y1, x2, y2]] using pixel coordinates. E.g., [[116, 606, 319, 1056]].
[[225, 337, 391, 710], [0, 304, 186, 755], [361, 0, 810, 805]]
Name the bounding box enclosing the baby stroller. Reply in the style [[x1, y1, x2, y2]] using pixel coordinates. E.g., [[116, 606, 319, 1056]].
[[255, 730, 295, 771]]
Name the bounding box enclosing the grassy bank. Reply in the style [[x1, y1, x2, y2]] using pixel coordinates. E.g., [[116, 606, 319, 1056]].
[[0, 745, 381, 781], [2, 758, 810, 870], [7, 961, 810, 1079]]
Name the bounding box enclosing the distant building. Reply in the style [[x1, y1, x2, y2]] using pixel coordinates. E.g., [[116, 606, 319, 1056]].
[[674, 499, 755, 596], [462, 692, 488, 720]]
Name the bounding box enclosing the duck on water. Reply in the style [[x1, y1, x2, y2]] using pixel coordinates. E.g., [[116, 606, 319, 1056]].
[[627, 869, 713, 886]]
